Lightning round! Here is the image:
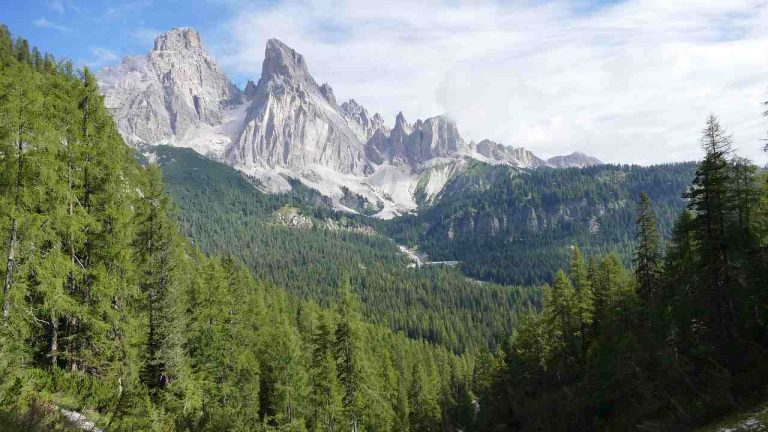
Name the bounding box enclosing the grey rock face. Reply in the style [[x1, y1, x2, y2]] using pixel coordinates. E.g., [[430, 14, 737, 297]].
[[320, 83, 337, 106], [409, 116, 466, 163], [547, 152, 603, 168], [474, 139, 549, 168], [97, 27, 240, 149], [99, 27, 605, 218], [340, 99, 387, 142], [366, 114, 467, 169], [227, 39, 372, 176], [243, 80, 258, 99]]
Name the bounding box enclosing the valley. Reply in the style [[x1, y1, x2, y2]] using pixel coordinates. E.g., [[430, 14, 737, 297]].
[[0, 15, 767, 432]]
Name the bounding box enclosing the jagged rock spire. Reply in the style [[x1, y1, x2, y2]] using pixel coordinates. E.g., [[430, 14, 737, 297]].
[[229, 38, 371, 176], [97, 27, 240, 154], [153, 27, 204, 51], [260, 38, 314, 86]]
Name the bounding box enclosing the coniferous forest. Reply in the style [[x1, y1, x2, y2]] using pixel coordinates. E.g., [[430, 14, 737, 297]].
[[0, 28, 477, 431], [1, 24, 768, 432]]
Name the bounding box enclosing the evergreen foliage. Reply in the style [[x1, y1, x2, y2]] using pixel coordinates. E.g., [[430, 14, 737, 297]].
[[478, 115, 768, 431], [0, 26, 477, 431], [386, 161, 697, 286], [1, 23, 767, 432], [154, 145, 539, 352]]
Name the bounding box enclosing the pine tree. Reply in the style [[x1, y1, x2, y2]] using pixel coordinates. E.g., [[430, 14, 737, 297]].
[[335, 278, 362, 432], [569, 247, 593, 358], [730, 156, 758, 234], [309, 312, 342, 432], [13, 37, 29, 64], [634, 192, 662, 315], [544, 271, 577, 356], [0, 25, 13, 65], [685, 114, 736, 347], [135, 166, 182, 392], [664, 211, 698, 346]]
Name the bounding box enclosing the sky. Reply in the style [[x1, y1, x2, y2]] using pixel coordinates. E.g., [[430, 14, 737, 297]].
[[3, 0, 768, 164]]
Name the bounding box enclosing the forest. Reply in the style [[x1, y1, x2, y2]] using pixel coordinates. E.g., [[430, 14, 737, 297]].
[[385, 161, 698, 286], [0, 27, 478, 431], [477, 117, 768, 429], [153, 145, 539, 353], [1, 24, 767, 432]]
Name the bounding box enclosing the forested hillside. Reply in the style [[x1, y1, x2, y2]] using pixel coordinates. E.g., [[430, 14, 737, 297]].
[[386, 161, 697, 286], [1, 21, 767, 432], [153, 145, 538, 352], [475, 116, 768, 430], [0, 26, 479, 431]]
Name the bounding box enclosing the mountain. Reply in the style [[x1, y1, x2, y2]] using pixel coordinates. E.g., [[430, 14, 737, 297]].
[[547, 151, 604, 168], [97, 27, 241, 158], [98, 28, 602, 218], [150, 145, 537, 352], [340, 98, 387, 141], [472, 139, 549, 167], [226, 38, 372, 177], [385, 161, 698, 285]]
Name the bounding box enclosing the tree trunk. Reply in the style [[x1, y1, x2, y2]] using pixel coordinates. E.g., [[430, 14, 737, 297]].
[[2, 219, 16, 321], [51, 314, 59, 366], [3, 132, 22, 321]]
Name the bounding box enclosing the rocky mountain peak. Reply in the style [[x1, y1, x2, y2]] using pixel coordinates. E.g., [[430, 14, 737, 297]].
[[394, 112, 412, 133], [99, 28, 605, 218], [320, 83, 336, 105], [229, 38, 371, 176], [261, 38, 313, 85], [475, 139, 548, 168], [244, 80, 257, 98], [341, 99, 363, 115], [340, 99, 386, 142], [413, 115, 465, 158], [547, 152, 603, 168], [153, 27, 203, 52], [97, 27, 239, 154]]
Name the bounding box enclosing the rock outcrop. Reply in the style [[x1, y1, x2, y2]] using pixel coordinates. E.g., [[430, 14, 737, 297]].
[[226, 39, 372, 176], [97, 27, 240, 155], [98, 27, 604, 218], [547, 152, 603, 168], [340, 99, 387, 142], [474, 139, 549, 168], [366, 114, 468, 169]]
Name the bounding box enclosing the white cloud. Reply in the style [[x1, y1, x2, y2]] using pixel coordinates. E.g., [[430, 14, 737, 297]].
[[33, 17, 72, 32], [86, 47, 119, 67], [209, 0, 768, 164]]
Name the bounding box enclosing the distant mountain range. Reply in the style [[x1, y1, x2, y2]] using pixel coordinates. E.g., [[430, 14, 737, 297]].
[[97, 27, 602, 218]]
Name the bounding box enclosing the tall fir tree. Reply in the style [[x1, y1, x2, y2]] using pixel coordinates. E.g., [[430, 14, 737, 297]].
[[135, 165, 183, 392], [335, 278, 362, 432], [309, 311, 343, 432], [685, 114, 736, 347], [569, 247, 593, 359], [634, 192, 663, 317]]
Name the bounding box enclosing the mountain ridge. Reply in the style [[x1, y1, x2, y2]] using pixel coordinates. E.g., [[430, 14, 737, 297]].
[[97, 27, 602, 218]]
